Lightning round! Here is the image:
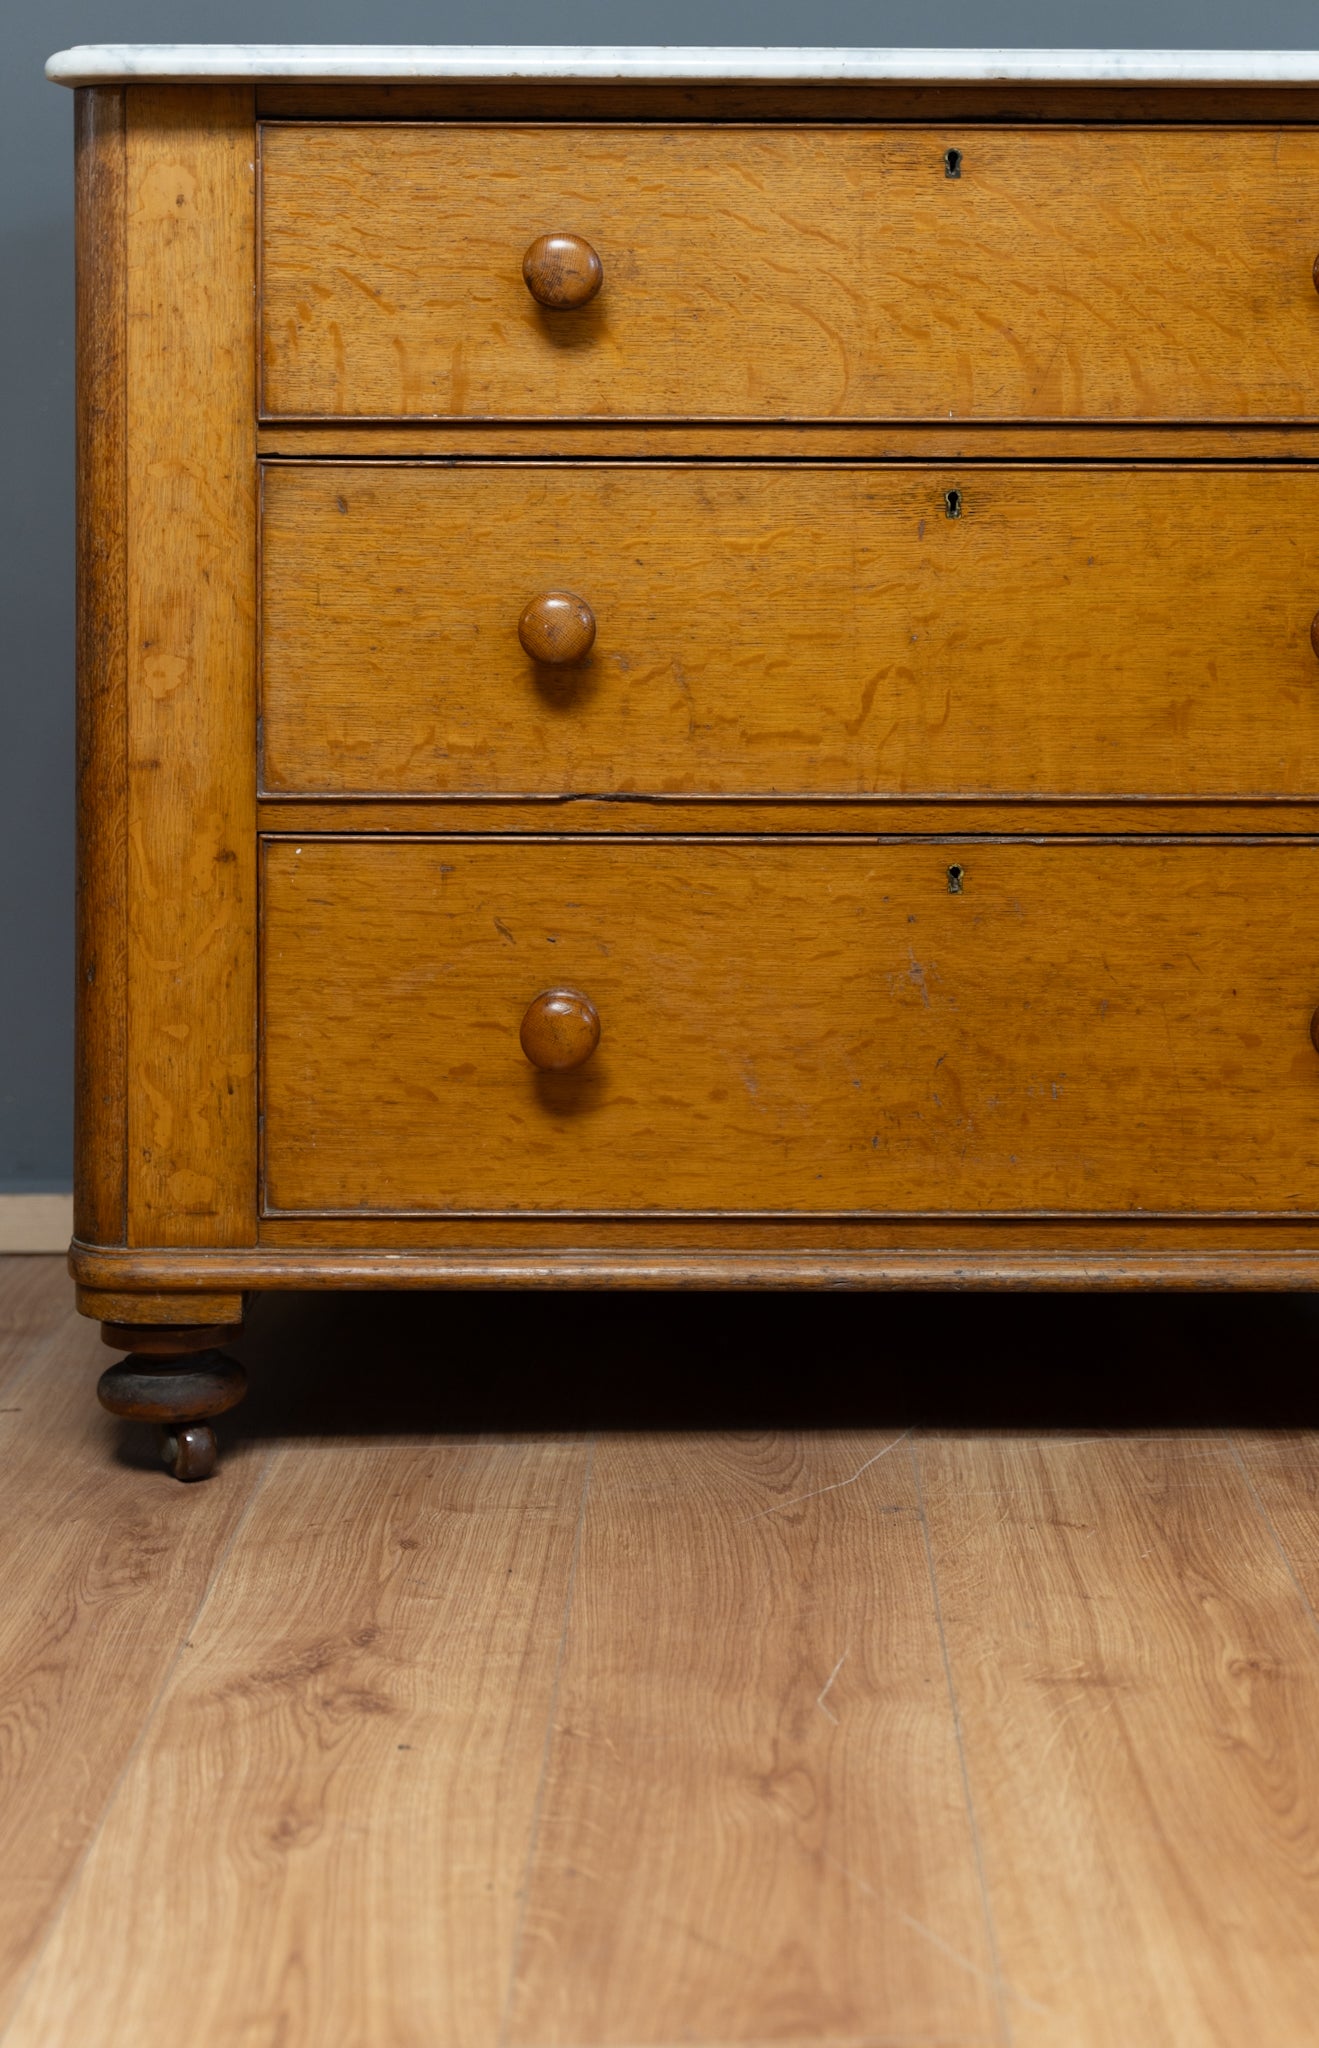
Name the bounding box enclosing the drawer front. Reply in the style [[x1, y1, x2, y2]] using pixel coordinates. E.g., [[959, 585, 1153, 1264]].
[[262, 464, 1319, 800], [260, 125, 1319, 421], [262, 839, 1319, 1216]]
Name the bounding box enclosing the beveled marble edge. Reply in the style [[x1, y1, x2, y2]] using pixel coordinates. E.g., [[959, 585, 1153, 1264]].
[[44, 44, 1319, 87]]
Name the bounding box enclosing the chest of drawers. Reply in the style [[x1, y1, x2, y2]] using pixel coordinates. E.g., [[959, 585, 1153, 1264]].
[[51, 44, 1319, 1477]]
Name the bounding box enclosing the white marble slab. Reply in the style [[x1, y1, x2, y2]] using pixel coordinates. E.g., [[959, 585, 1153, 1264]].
[[44, 44, 1319, 87]]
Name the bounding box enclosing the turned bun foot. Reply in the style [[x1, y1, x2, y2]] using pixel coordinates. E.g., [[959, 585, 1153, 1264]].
[[158, 1423, 218, 1481], [98, 1329, 247, 1481]]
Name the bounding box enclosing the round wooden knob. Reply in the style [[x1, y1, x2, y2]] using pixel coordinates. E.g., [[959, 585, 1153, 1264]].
[[518, 591, 596, 665], [520, 988, 600, 1071], [1311, 1006, 1319, 1057], [523, 232, 603, 310], [1311, 610, 1319, 662]]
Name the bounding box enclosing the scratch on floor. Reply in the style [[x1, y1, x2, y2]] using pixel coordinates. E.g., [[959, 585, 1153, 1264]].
[[824, 1852, 1053, 2020], [738, 1430, 913, 1524], [816, 1648, 850, 1724]]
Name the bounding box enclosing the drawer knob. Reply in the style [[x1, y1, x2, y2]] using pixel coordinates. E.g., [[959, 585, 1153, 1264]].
[[522, 232, 604, 310], [518, 591, 597, 665], [1311, 610, 1319, 662], [520, 988, 601, 1071]]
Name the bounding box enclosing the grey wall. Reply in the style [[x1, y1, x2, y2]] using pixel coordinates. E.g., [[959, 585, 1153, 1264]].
[[5, 1, 1319, 1189]]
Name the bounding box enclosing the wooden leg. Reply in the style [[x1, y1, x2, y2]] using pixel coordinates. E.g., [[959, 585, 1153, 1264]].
[[97, 1322, 247, 1482]]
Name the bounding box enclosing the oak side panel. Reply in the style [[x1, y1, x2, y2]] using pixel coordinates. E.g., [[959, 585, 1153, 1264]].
[[3, 1442, 590, 2048], [506, 1431, 999, 2045], [261, 838, 1319, 1217], [917, 1434, 1319, 2045], [263, 463, 1319, 801], [261, 125, 1319, 422], [0, 1266, 267, 2036], [125, 88, 258, 1246], [75, 88, 128, 1248]]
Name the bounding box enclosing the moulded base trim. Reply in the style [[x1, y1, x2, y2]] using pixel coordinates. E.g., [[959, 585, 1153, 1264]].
[[68, 1240, 1319, 1296]]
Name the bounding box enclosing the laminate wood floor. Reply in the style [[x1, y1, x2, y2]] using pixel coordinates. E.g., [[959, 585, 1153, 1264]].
[[2, 1259, 1317, 2048]]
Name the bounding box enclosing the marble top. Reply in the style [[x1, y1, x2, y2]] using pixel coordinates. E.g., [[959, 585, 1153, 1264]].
[[45, 45, 1319, 87]]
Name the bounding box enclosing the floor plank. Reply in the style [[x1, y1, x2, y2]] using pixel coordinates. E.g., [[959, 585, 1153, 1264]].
[[0, 1262, 270, 2036], [1232, 1431, 1319, 1622], [916, 1432, 1319, 2048], [506, 1430, 1002, 2048], [6, 1260, 1319, 2048], [0, 1255, 79, 1388], [3, 1438, 592, 2048]]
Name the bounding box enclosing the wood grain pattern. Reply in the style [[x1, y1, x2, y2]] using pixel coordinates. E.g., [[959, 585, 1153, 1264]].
[[917, 1433, 1319, 2045], [1233, 1433, 1319, 1615], [260, 125, 1319, 421], [0, 1272, 266, 2036], [3, 1440, 591, 2048], [261, 837, 1319, 1217], [9, 1252, 1319, 2048], [74, 88, 129, 1248], [0, 1258, 79, 1389], [262, 463, 1319, 799], [124, 86, 257, 1246], [505, 1430, 1000, 2046]]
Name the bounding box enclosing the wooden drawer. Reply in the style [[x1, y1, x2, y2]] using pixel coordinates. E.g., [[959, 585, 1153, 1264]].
[[262, 463, 1319, 800], [261, 837, 1319, 1216], [259, 125, 1319, 422]]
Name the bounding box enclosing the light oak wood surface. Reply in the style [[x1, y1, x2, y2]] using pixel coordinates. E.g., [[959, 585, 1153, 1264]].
[[6, 1438, 591, 2048], [503, 1430, 1000, 2045], [0, 1266, 268, 2035], [919, 1432, 1319, 2045], [6, 1262, 1319, 2045], [124, 87, 258, 1247], [75, 88, 128, 1249], [1234, 1431, 1319, 1614], [261, 462, 1319, 799], [260, 124, 1319, 421], [261, 837, 1319, 1218], [0, 1257, 78, 1385], [71, 83, 1319, 1308]]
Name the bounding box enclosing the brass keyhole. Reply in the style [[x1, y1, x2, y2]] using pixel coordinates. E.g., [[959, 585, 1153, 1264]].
[[947, 864, 965, 894], [944, 147, 963, 179], [945, 488, 963, 519]]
